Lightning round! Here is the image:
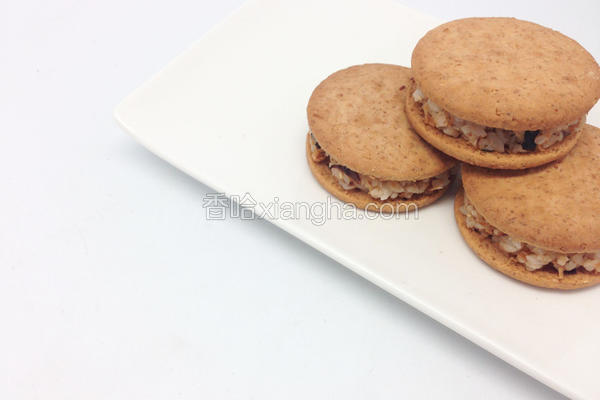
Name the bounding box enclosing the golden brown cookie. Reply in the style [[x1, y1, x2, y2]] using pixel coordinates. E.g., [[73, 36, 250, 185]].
[[462, 124, 600, 253], [306, 135, 449, 213], [405, 80, 583, 170], [409, 17, 600, 169], [306, 64, 456, 212], [454, 124, 600, 289], [455, 188, 600, 290], [307, 64, 456, 181], [412, 17, 600, 131]]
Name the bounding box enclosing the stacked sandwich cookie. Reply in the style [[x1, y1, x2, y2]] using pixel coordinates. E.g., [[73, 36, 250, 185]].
[[407, 18, 600, 170], [306, 64, 456, 213], [405, 17, 600, 289], [455, 125, 600, 289]]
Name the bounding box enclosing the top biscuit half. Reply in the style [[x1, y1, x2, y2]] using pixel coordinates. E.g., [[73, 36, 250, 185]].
[[408, 17, 600, 169], [307, 64, 456, 181]]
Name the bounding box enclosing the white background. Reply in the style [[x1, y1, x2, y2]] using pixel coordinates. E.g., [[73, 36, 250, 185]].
[[3, 0, 599, 398]]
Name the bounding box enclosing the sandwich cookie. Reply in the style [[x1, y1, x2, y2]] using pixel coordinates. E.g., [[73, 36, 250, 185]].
[[407, 17, 600, 169], [455, 124, 600, 290], [307, 64, 456, 213]]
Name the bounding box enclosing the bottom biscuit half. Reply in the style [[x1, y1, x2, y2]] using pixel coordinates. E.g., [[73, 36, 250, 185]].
[[405, 81, 583, 170], [306, 135, 450, 213]]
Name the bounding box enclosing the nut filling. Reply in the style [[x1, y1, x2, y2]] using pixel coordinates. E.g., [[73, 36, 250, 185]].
[[309, 133, 452, 201], [460, 194, 600, 278], [412, 87, 585, 153]]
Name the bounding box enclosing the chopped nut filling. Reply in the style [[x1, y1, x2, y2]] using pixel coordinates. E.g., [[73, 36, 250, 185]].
[[309, 133, 452, 201], [460, 194, 600, 278], [412, 87, 585, 153]]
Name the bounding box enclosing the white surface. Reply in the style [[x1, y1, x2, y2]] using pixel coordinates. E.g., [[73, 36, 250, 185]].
[[2, 0, 598, 399], [114, 0, 600, 398]]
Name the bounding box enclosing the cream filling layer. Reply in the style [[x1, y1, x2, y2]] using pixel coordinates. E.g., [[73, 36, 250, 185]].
[[460, 194, 600, 277], [309, 133, 452, 201], [412, 87, 585, 153]]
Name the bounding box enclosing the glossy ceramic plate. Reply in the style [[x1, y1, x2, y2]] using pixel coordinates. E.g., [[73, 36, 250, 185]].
[[115, 1, 600, 398]]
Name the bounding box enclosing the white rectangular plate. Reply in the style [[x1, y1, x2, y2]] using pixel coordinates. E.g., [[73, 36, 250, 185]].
[[115, 1, 600, 398]]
